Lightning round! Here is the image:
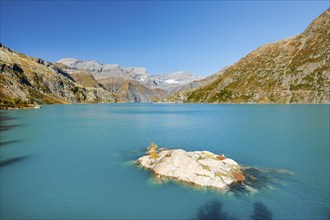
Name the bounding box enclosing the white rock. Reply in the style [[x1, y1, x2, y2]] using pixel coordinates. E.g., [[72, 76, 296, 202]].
[[137, 149, 245, 191]]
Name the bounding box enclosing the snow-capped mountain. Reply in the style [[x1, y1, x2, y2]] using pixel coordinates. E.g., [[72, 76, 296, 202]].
[[56, 58, 202, 94], [145, 71, 203, 92]]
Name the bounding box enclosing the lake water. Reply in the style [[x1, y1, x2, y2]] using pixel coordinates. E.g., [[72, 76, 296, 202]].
[[1, 104, 329, 219]]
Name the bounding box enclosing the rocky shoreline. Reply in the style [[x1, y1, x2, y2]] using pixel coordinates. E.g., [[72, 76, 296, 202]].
[[0, 104, 41, 110], [136, 146, 246, 191]]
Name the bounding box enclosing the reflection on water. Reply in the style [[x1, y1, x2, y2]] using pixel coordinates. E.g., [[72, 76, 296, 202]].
[[251, 202, 273, 220], [0, 140, 20, 147], [0, 104, 328, 219], [229, 166, 294, 196], [0, 112, 20, 132], [0, 156, 29, 167], [194, 200, 273, 220], [0, 111, 25, 166], [195, 200, 236, 220], [0, 124, 21, 132]]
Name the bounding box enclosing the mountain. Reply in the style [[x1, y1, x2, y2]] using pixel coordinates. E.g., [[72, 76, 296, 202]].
[[167, 9, 330, 104], [144, 71, 203, 93], [0, 44, 116, 108], [0, 44, 200, 107], [63, 70, 104, 89], [96, 77, 166, 102], [164, 67, 228, 103], [2, 9, 327, 107], [56, 59, 166, 102], [57, 58, 149, 81], [56, 58, 201, 102]]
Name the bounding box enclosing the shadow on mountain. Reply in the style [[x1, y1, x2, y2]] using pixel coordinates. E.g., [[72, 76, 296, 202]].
[[251, 202, 273, 220], [0, 156, 28, 167], [194, 199, 236, 220]]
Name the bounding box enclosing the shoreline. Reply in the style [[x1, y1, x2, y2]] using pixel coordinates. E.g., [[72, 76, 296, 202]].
[[1, 104, 41, 110], [1, 102, 329, 110]]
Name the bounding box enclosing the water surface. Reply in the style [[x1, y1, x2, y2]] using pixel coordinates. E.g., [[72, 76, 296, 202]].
[[1, 104, 329, 219]]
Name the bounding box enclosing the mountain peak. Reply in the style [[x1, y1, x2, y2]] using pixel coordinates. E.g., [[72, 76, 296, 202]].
[[294, 8, 329, 43], [56, 58, 79, 66]]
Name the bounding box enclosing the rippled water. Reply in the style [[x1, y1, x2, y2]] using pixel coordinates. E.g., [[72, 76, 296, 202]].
[[1, 104, 329, 219]]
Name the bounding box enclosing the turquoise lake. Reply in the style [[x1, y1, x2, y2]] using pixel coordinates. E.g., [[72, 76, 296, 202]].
[[0, 104, 329, 219]]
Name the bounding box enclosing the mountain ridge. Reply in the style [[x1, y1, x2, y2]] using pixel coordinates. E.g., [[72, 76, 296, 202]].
[[56, 58, 202, 102], [0, 44, 117, 108], [165, 9, 330, 104], [56, 58, 202, 86]]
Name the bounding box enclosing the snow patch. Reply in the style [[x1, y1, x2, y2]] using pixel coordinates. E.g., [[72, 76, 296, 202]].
[[165, 79, 180, 84]]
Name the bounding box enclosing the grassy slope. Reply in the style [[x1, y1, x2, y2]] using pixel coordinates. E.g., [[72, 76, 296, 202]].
[[177, 9, 330, 104]]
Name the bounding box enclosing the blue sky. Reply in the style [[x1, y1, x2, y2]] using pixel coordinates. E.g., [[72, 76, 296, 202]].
[[0, 1, 328, 76]]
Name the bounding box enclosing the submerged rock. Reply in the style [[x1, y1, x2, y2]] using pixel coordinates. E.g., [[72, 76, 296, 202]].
[[136, 148, 245, 191]]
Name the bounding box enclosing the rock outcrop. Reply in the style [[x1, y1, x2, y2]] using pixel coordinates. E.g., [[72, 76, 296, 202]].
[[137, 148, 245, 191], [167, 9, 330, 104]]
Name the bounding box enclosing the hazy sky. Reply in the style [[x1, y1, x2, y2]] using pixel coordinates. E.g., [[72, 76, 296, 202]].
[[1, 1, 328, 76]]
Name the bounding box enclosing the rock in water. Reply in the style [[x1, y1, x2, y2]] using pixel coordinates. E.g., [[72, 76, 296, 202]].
[[136, 149, 245, 191]]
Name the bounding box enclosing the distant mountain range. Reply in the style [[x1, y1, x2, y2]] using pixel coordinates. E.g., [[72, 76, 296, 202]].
[[56, 58, 202, 102], [166, 9, 330, 103], [0, 9, 329, 108]]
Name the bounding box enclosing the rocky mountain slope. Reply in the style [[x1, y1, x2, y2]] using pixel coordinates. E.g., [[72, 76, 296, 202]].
[[0, 44, 199, 106], [0, 44, 116, 107], [57, 58, 201, 102], [97, 77, 166, 102], [66, 70, 104, 89], [167, 9, 330, 104], [57, 58, 150, 81]]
